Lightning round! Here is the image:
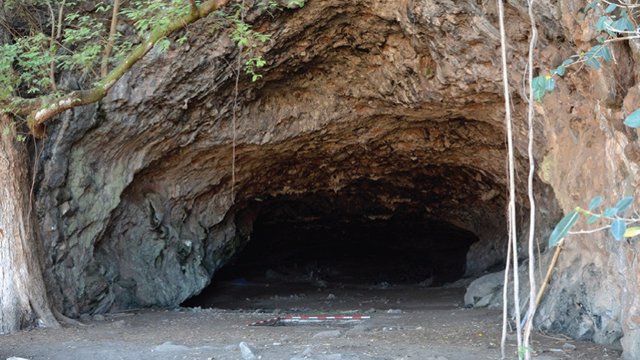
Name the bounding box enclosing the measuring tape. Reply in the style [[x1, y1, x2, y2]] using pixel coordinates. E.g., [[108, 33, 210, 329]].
[[249, 315, 371, 326]]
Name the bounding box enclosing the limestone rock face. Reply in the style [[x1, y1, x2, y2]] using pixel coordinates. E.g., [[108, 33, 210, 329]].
[[33, 0, 640, 358]]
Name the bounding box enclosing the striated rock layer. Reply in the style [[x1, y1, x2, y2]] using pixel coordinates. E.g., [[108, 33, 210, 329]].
[[33, 0, 640, 358]]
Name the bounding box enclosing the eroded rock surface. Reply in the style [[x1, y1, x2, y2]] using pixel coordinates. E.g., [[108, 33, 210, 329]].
[[33, 0, 640, 358]]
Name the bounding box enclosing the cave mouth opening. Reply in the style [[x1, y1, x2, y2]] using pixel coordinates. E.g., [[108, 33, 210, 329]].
[[182, 191, 482, 309], [221, 215, 477, 286]]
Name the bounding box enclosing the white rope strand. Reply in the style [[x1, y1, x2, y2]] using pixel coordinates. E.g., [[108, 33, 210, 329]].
[[523, 0, 539, 359], [497, 0, 523, 357]]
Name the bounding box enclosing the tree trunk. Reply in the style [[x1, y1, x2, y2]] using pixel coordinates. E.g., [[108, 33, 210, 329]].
[[0, 118, 58, 334]]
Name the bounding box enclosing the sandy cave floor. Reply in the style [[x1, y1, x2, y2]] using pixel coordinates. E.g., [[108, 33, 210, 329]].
[[0, 281, 623, 360]]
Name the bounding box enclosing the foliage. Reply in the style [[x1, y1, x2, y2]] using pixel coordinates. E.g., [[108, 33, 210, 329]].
[[60, 12, 106, 72], [0, 0, 306, 108], [548, 195, 640, 247], [624, 109, 640, 127], [213, 0, 309, 82], [0, 34, 53, 97], [548, 209, 580, 247], [532, 1, 640, 127], [543, 1, 640, 248], [121, 0, 191, 36], [0, 0, 131, 97], [228, 9, 272, 81], [287, 0, 305, 8]]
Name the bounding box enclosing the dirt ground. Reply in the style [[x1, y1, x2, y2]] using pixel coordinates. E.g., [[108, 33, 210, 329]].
[[0, 280, 623, 360]]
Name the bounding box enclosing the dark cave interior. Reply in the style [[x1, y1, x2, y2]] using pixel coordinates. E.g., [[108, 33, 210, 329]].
[[183, 193, 481, 308]]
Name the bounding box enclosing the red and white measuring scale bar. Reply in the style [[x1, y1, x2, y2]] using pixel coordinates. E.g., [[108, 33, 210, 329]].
[[282, 315, 370, 322], [249, 315, 370, 326]]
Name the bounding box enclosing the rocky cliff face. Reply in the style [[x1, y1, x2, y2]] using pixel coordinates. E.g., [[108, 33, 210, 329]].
[[33, 0, 640, 358]]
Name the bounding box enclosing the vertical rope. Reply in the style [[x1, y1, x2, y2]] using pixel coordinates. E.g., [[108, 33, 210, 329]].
[[523, 1, 539, 358], [501, 223, 513, 359], [497, 0, 523, 358]]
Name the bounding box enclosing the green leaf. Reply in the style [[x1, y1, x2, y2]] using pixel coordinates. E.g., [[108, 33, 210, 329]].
[[603, 207, 618, 217], [156, 38, 171, 53], [287, 0, 305, 8], [624, 108, 640, 128], [549, 209, 580, 247], [610, 219, 626, 241], [587, 214, 600, 225], [611, 17, 635, 32], [597, 47, 613, 62], [561, 58, 574, 67], [624, 226, 640, 238], [605, 3, 618, 13], [177, 35, 188, 45], [553, 65, 567, 76], [588, 195, 604, 210], [614, 196, 634, 213], [585, 57, 601, 69], [585, 0, 599, 12], [532, 76, 546, 101], [545, 77, 556, 91], [597, 16, 613, 31], [96, 3, 111, 12], [582, 45, 611, 69], [532, 75, 554, 102]]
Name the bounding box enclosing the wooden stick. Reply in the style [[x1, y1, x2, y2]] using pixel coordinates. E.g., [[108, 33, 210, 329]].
[[101, 0, 121, 78], [520, 240, 564, 331], [534, 240, 564, 308]]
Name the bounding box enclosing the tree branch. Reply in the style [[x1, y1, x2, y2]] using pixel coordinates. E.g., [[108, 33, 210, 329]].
[[46, 0, 58, 92], [56, 0, 66, 39], [101, 0, 121, 78], [3, 0, 230, 137], [189, 0, 198, 14]]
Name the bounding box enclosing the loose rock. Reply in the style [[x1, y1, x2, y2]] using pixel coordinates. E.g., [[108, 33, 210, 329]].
[[313, 330, 342, 339], [239, 341, 258, 360], [153, 341, 190, 352]]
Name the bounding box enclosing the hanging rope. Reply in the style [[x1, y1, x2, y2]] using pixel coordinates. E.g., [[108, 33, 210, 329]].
[[497, 0, 523, 358], [522, 0, 539, 358]]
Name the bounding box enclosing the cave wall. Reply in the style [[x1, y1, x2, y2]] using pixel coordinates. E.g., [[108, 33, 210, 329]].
[[530, 4, 640, 355], [32, 0, 640, 358]]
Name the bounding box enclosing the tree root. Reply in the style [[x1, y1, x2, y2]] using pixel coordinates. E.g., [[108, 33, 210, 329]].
[[53, 308, 87, 327]]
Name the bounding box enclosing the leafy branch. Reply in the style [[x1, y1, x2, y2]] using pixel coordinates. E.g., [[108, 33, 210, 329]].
[[1, 0, 307, 138], [549, 195, 639, 248], [531, 194, 639, 332], [1, 0, 231, 137], [534, 1, 640, 248], [532, 1, 640, 128]]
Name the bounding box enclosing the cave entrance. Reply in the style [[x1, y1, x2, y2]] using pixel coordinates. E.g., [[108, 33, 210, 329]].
[[219, 215, 477, 286], [183, 191, 482, 309]]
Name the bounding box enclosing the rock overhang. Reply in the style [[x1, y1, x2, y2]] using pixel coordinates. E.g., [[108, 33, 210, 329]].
[[38, 0, 540, 317]]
